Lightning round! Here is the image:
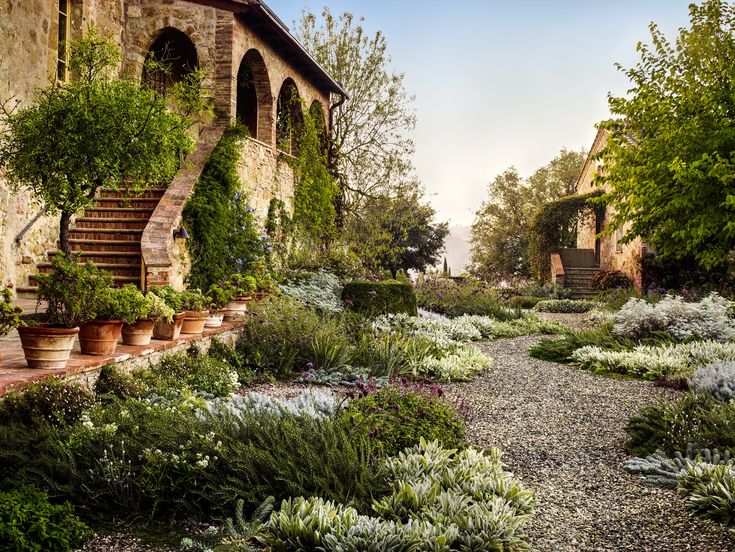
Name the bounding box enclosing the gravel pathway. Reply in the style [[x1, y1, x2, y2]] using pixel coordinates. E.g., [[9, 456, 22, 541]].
[[448, 336, 734, 551]]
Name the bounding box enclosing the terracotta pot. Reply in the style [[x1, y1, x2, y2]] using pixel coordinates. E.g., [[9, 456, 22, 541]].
[[79, 320, 124, 356], [18, 324, 79, 369], [224, 297, 250, 321], [153, 312, 186, 340], [205, 312, 224, 328], [181, 310, 209, 335], [121, 318, 156, 346]]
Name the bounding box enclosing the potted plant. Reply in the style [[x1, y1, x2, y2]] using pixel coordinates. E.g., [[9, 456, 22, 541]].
[[251, 261, 276, 300], [79, 285, 149, 356], [205, 284, 232, 328], [121, 289, 175, 347], [19, 254, 109, 369], [150, 286, 187, 341], [222, 274, 256, 321], [0, 289, 24, 364], [180, 289, 209, 335]]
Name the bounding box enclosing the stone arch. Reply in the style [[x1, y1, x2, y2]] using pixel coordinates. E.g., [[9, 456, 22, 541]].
[[236, 49, 273, 144], [142, 28, 198, 95], [276, 78, 303, 155]]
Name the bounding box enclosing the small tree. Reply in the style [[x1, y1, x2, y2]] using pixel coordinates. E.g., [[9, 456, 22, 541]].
[[0, 28, 201, 254]]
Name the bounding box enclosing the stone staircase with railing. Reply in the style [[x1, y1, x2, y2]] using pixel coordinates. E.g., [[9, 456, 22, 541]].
[[21, 186, 168, 293], [551, 249, 600, 300]]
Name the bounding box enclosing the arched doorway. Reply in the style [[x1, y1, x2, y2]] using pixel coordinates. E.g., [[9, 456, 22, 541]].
[[143, 28, 198, 95], [236, 49, 273, 143], [276, 78, 303, 155]]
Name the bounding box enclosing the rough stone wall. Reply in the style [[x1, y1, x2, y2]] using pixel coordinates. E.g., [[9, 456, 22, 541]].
[[576, 128, 643, 289], [237, 138, 296, 225]]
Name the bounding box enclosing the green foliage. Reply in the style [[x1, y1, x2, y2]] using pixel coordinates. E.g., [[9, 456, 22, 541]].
[[93, 284, 149, 323], [625, 392, 735, 457], [207, 339, 255, 386], [144, 292, 175, 322], [414, 277, 520, 320], [591, 269, 633, 291], [137, 348, 239, 397], [35, 253, 113, 328], [678, 464, 735, 531], [533, 299, 597, 313], [523, 282, 574, 299], [94, 364, 146, 401], [206, 284, 234, 310], [338, 385, 466, 456], [347, 191, 448, 279], [0, 378, 94, 427], [0, 27, 197, 253], [183, 125, 268, 291], [342, 281, 418, 317], [0, 289, 23, 337], [529, 326, 631, 364], [470, 149, 586, 282], [180, 289, 209, 312], [506, 295, 543, 309], [527, 191, 604, 282], [599, 0, 735, 270], [0, 486, 91, 552], [148, 285, 184, 313]]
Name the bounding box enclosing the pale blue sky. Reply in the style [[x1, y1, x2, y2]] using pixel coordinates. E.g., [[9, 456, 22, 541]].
[[268, 0, 693, 225]]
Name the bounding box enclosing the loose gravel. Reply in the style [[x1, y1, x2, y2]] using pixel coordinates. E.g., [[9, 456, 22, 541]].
[[447, 335, 734, 551]]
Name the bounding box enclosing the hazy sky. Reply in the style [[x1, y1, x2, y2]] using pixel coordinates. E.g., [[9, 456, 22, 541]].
[[268, 0, 694, 226]]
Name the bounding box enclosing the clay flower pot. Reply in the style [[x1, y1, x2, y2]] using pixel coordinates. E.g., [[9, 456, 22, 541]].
[[79, 320, 124, 356], [17, 324, 79, 369], [181, 310, 209, 335], [121, 318, 156, 346], [153, 312, 186, 340], [205, 311, 224, 328], [224, 297, 251, 321]]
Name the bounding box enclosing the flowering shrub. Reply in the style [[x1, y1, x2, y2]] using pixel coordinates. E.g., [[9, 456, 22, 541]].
[[0, 378, 94, 427], [613, 293, 735, 341], [260, 439, 534, 551], [691, 362, 735, 402], [279, 270, 343, 313], [591, 269, 633, 290], [206, 389, 341, 421], [571, 340, 735, 379], [138, 349, 240, 397], [337, 385, 466, 456], [534, 299, 598, 313], [414, 277, 520, 320]]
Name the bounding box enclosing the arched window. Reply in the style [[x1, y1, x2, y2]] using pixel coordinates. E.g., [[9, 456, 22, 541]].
[[276, 79, 303, 155], [236, 49, 273, 143], [143, 29, 198, 95]]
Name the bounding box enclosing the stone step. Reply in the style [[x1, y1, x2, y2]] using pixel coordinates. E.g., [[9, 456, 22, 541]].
[[37, 261, 141, 277], [70, 239, 142, 253], [68, 228, 143, 242], [98, 187, 168, 199], [82, 207, 155, 219], [75, 218, 149, 230], [92, 198, 161, 209], [28, 273, 141, 289], [52, 251, 142, 265]]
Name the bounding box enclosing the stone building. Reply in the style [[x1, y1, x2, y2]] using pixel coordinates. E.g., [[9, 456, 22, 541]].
[[551, 127, 645, 294], [0, 0, 345, 291]]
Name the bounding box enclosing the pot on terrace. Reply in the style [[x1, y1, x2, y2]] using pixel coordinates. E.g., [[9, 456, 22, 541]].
[[121, 318, 156, 346], [79, 319, 124, 356], [153, 312, 186, 341], [223, 296, 251, 321], [18, 325, 79, 369], [181, 310, 209, 335], [205, 311, 224, 328]]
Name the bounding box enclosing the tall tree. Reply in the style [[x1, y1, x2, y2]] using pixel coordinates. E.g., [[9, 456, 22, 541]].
[[295, 8, 417, 224], [469, 149, 585, 282], [599, 0, 735, 270]]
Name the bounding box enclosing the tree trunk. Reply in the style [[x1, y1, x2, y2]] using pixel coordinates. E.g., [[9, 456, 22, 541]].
[[59, 210, 72, 256], [390, 267, 398, 279]]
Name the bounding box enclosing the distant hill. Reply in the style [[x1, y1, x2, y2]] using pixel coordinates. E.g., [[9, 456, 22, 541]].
[[441, 225, 472, 275]]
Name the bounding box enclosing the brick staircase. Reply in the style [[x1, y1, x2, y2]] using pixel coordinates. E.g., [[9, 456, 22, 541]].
[[22, 187, 168, 293], [563, 267, 600, 299]]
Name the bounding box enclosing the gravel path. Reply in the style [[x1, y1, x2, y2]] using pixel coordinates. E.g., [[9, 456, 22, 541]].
[[448, 336, 734, 551]]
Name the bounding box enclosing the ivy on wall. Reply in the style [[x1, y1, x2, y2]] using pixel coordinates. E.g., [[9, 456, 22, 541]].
[[528, 191, 604, 281], [182, 124, 268, 290]]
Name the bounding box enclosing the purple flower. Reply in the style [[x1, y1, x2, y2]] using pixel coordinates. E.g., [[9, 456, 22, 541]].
[[368, 290, 378, 298], [305, 371, 314, 380], [306, 361, 315, 370]]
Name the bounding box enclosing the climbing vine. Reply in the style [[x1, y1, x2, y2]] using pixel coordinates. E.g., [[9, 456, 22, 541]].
[[528, 191, 604, 281], [183, 124, 268, 290]]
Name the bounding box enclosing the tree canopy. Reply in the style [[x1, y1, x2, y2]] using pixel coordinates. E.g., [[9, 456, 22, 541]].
[[0, 28, 201, 254], [598, 0, 735, 270], [469, 149, 585, 282]]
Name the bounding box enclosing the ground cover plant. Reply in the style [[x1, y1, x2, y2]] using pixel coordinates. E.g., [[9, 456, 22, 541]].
[[534, 298, 598, 313]]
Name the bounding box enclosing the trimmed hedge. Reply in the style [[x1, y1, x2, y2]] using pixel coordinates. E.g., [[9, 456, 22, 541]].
[[342, 281, 418, 317], [506, 295, 543, 309]]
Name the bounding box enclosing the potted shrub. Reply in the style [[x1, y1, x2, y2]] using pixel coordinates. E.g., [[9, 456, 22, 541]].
[[79, 285, 149, 356], [222, 274, 256, 321], [0, 289, 23, 364], [121, 290, 175, 347], [180, 289, 209, 335], [19, 254, 109, 369], [252, 261, 276, 300], [149, 286, 187, 341], [205, 285, 232, 328]]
